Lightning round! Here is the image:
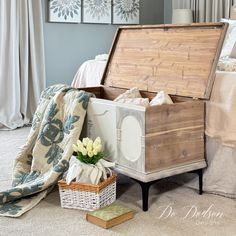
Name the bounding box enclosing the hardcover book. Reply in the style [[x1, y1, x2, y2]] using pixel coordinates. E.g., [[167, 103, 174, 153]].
[[86, 203, 134, 229]]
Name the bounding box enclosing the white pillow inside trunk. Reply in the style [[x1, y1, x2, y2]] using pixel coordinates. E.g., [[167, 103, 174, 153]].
[[150, 91, 173, 106], [116, 98, 150, 107], [114, 88, 149, 107], [220, 19, 236, 58], [114, 87, 141, 101], [114, 88, 173, 107]]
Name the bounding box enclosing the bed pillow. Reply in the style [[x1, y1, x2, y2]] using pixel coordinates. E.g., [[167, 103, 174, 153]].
[[116, 98, 150, 107], [220, 19, 236, 58], [95, 54, 108, 61], [217, 57, 236, 72], [114, 87, 142, 102], [150, 91, 173, 106], [230, 42, 236, 58]]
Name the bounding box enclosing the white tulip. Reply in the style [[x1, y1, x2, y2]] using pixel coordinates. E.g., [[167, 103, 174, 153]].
[[93, 149, 98, 156], [87, 140, 93, 151], [82, 137, 90, 147], [72, 144, 79, 152], [92, 142, 98, 150], [93, 137, 101, 148], [78, 143, 84, 152], [88, 150, 94, 158], [77, 140, 83, 147], [87, 145, 93, 152], [78, 144, 83, 153], [81, 148, 87, 156], [95, 144, 102, 153]]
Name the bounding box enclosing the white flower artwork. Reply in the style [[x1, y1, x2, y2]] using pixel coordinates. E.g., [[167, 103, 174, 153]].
[[83, 0, 112, 24], [48, 0, 81, 23], [113, 0, 140, 24]]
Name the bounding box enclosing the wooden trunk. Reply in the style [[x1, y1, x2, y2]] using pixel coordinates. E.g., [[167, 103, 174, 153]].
[[82, 23, 227, 182]]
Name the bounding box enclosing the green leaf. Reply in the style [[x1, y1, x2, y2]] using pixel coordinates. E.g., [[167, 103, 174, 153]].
[[75, 152, 104, 165]]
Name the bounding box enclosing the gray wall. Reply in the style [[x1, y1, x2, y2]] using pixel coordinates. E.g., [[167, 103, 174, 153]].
[[164, 0, 172, 23], [42, 0, 164, 86]]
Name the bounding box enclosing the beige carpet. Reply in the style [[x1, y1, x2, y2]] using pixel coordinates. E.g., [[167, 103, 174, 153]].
[[0, 127, 236, 236]]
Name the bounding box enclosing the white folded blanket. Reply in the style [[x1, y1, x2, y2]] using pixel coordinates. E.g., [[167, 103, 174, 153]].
[[114, 87, 142, 101], [116, 98, 150, 107], [150, 91, 173, 106], [114, 88, 173, 107]]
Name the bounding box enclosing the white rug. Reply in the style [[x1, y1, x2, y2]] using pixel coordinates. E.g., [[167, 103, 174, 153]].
[[0, 127, 236, 236]]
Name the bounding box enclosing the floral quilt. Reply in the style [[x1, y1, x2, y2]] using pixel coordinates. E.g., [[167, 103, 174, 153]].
[[0, 84, 94, 217]]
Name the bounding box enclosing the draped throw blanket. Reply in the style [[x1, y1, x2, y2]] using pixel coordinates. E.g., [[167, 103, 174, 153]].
[[0, 84, 94, 217]]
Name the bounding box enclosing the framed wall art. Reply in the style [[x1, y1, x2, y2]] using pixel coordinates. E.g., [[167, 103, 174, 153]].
[[113, 0, 140, 24], [83, 0, 112, 24], [48, 0, 81, 23]]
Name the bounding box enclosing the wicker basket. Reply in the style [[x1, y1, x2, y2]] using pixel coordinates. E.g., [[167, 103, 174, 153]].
[[58, 175, 116, 211]]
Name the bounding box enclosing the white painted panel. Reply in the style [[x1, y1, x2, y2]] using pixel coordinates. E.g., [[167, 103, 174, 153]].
[[86, 99, 117, 162], [120, 116, 142, 162], [116, 106, 145, 173]]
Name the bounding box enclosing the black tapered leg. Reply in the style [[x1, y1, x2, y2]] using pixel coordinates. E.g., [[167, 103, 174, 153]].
[[140, 182, 151, 211], [198, 169, 203, 195], [131, 179, 157, 211], [190, 169, 203, 195]]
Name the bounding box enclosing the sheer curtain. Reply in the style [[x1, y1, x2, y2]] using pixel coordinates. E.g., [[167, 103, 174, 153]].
[[0, 0, 45, 130], [172, 0, 234, 22]]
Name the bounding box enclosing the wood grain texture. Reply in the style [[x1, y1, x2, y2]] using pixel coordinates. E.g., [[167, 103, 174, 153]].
[[101, 86, 127, 100], [145, 128, 204, 172], [145, 101, 205, 172], [145, 101, 204, 134], [80, 86, 102, 98], [102, 23, 228, 99]]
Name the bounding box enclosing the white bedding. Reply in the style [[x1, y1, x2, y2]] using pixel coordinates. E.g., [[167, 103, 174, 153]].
[[205, 71, 236, 197], [174, 71, 236, 198], [71, 59, 106, 88]]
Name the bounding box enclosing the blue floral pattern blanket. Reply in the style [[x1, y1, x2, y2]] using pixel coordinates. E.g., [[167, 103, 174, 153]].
[[0, 84, 94, 217]]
